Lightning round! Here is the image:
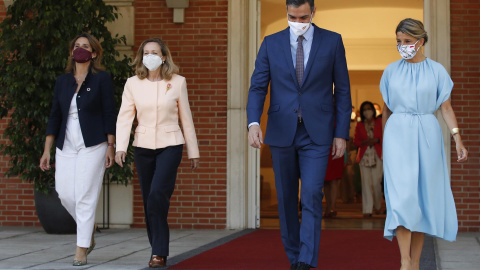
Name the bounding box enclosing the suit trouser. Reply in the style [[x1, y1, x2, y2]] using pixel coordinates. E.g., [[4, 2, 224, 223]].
[[134, 145, 183, 256], [55, 114, 107, 248], [269, 122, 330, 268], [359, 153, 383, 214]]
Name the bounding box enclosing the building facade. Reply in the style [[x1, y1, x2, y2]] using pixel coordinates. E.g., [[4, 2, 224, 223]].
[[0, 0, 478, 232]]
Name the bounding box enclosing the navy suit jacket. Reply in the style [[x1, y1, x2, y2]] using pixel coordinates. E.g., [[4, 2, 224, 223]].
[[46, 70, 116, 150], [247, 25, 352, 147]]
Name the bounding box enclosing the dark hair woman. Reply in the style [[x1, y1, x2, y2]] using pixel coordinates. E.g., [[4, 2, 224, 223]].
[[40, 33, 116, 266], [354, 101, 383, 218]]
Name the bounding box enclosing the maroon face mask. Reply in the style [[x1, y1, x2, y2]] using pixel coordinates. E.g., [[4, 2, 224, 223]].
[[72, 47, 93, 63]]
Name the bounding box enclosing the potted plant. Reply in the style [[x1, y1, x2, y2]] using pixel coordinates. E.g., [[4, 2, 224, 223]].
[[0, 0, 135, 233]]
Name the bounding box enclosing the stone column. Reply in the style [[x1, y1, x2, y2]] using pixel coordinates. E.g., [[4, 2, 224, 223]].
[[104, 0, 135, 59], [227, 0, 260, 229], [424, 0, 452, 175]]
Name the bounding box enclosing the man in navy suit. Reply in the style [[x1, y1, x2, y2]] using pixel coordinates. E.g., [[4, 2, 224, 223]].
[[246, 1, 351, 269]]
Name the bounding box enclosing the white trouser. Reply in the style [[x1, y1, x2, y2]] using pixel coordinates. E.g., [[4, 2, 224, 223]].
[[55, 113, 107, 248], [359, 153, 383, 214]]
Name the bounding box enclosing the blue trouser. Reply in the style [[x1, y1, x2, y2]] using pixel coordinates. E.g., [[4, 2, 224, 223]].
[[134, 145, 183, 257], [269, 122, 330, 267]]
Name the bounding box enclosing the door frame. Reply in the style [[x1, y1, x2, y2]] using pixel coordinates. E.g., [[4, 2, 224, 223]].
[[226, 0, 451, 229]]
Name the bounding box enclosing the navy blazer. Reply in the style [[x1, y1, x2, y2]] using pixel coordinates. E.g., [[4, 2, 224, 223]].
[[247, 25, 352, 147], [46, 70, 116, 150]]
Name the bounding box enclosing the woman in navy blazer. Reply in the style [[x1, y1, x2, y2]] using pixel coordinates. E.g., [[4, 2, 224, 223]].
[[39, 33, 116, 266]]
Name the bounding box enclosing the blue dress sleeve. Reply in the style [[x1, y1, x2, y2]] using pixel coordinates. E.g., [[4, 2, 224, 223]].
[[379, 67, 390, 108], [435, 64, 454, 110]]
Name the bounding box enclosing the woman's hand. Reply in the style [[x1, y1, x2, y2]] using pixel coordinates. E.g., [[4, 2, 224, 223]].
[[190, 158, 199, 171], [115, 151, 126, 167], [454, 135, 468, 162], [105, 146, 115, 168], [39, 152, 51, 171], [40, 135, 55, 172]]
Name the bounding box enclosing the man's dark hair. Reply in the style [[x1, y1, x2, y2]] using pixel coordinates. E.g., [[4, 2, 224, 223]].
[[286, 0, 315, 12]]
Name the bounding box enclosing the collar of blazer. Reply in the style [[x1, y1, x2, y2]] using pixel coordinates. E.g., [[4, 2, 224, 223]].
[[69, 68, 92, 86], [282, 23, 322, 90]]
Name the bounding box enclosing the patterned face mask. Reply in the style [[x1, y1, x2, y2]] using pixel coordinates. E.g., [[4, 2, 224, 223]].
[[397, 39, 420, 60]]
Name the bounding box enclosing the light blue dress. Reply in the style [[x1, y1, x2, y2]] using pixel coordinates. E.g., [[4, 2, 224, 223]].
[[380, 58, 458, 241]]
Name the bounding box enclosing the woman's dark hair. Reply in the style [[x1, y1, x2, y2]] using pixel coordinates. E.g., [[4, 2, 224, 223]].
[[286, 0, 315, 12], [359, 101, 376, 122]]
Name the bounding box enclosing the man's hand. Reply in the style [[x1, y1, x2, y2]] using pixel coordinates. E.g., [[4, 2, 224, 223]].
[[331, 138, 346, 160], [248, 125, 263, 149]]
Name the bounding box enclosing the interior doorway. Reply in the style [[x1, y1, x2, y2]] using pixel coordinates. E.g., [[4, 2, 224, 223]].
[[258, 0, 424, 229]]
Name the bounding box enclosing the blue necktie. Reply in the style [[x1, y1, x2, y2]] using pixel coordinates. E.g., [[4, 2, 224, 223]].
[[296, 35, 304, 118]]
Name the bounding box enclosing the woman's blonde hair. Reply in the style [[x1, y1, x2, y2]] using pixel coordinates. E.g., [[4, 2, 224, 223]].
[[65, 33, 104, 74], [396, 18, 429, 45], [132, 38, 179, 81]]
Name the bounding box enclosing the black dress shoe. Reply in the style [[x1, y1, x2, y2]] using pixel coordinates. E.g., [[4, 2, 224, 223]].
[[290, 263, 298, 270], [297, 262, 311, 270]]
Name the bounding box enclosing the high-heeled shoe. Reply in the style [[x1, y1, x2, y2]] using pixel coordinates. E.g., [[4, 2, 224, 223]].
[[73, 258, 87, 266], [73, 249, 87, 266], [86, 223, 97, 255]]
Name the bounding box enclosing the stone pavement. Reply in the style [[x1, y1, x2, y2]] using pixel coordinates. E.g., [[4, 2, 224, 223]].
[[435, 233, 480, 270], [0, 226, 479, 270], [0, 227, 245, 270]]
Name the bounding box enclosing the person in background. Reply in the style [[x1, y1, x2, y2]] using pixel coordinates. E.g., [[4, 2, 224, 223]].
[[381, 18, 468, 270], [40, 33, 116, 266], [373, 103, 383, 118], [323, 145, 344, 217], [354, 101, 383, 218], [115, 38, 199, 268], [341, 105, 357, 203]]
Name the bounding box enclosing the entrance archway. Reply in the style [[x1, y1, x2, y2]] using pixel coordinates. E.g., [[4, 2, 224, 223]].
[[226, 0, 451, 229]]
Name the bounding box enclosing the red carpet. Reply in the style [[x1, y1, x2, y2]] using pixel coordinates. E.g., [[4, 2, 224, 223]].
[[171, 229, 400, 270]]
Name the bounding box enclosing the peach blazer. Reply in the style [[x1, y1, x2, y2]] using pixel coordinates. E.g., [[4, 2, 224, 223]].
[[116, 74, 199, 159]]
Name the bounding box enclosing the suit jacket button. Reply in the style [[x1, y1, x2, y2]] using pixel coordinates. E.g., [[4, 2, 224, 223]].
[[77, 95, 80, 98], [293, 109, 297, 113], [299, 92, 302, 95]]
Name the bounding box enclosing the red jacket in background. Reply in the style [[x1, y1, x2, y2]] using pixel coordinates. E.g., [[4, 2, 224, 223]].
[[354, 117, 383, 163]]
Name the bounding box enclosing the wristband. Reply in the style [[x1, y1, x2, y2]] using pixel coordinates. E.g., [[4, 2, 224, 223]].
[[108, 143, 115, 147], [451, 128, 459, 136]]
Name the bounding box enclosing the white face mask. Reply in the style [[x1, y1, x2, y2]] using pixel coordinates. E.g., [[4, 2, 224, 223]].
[[363, 109, 374, 120], [143, 54, 163, 71], [397, 40, 420, 60], [351, 111, 356, 121], [288, 14, 313, 36]]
